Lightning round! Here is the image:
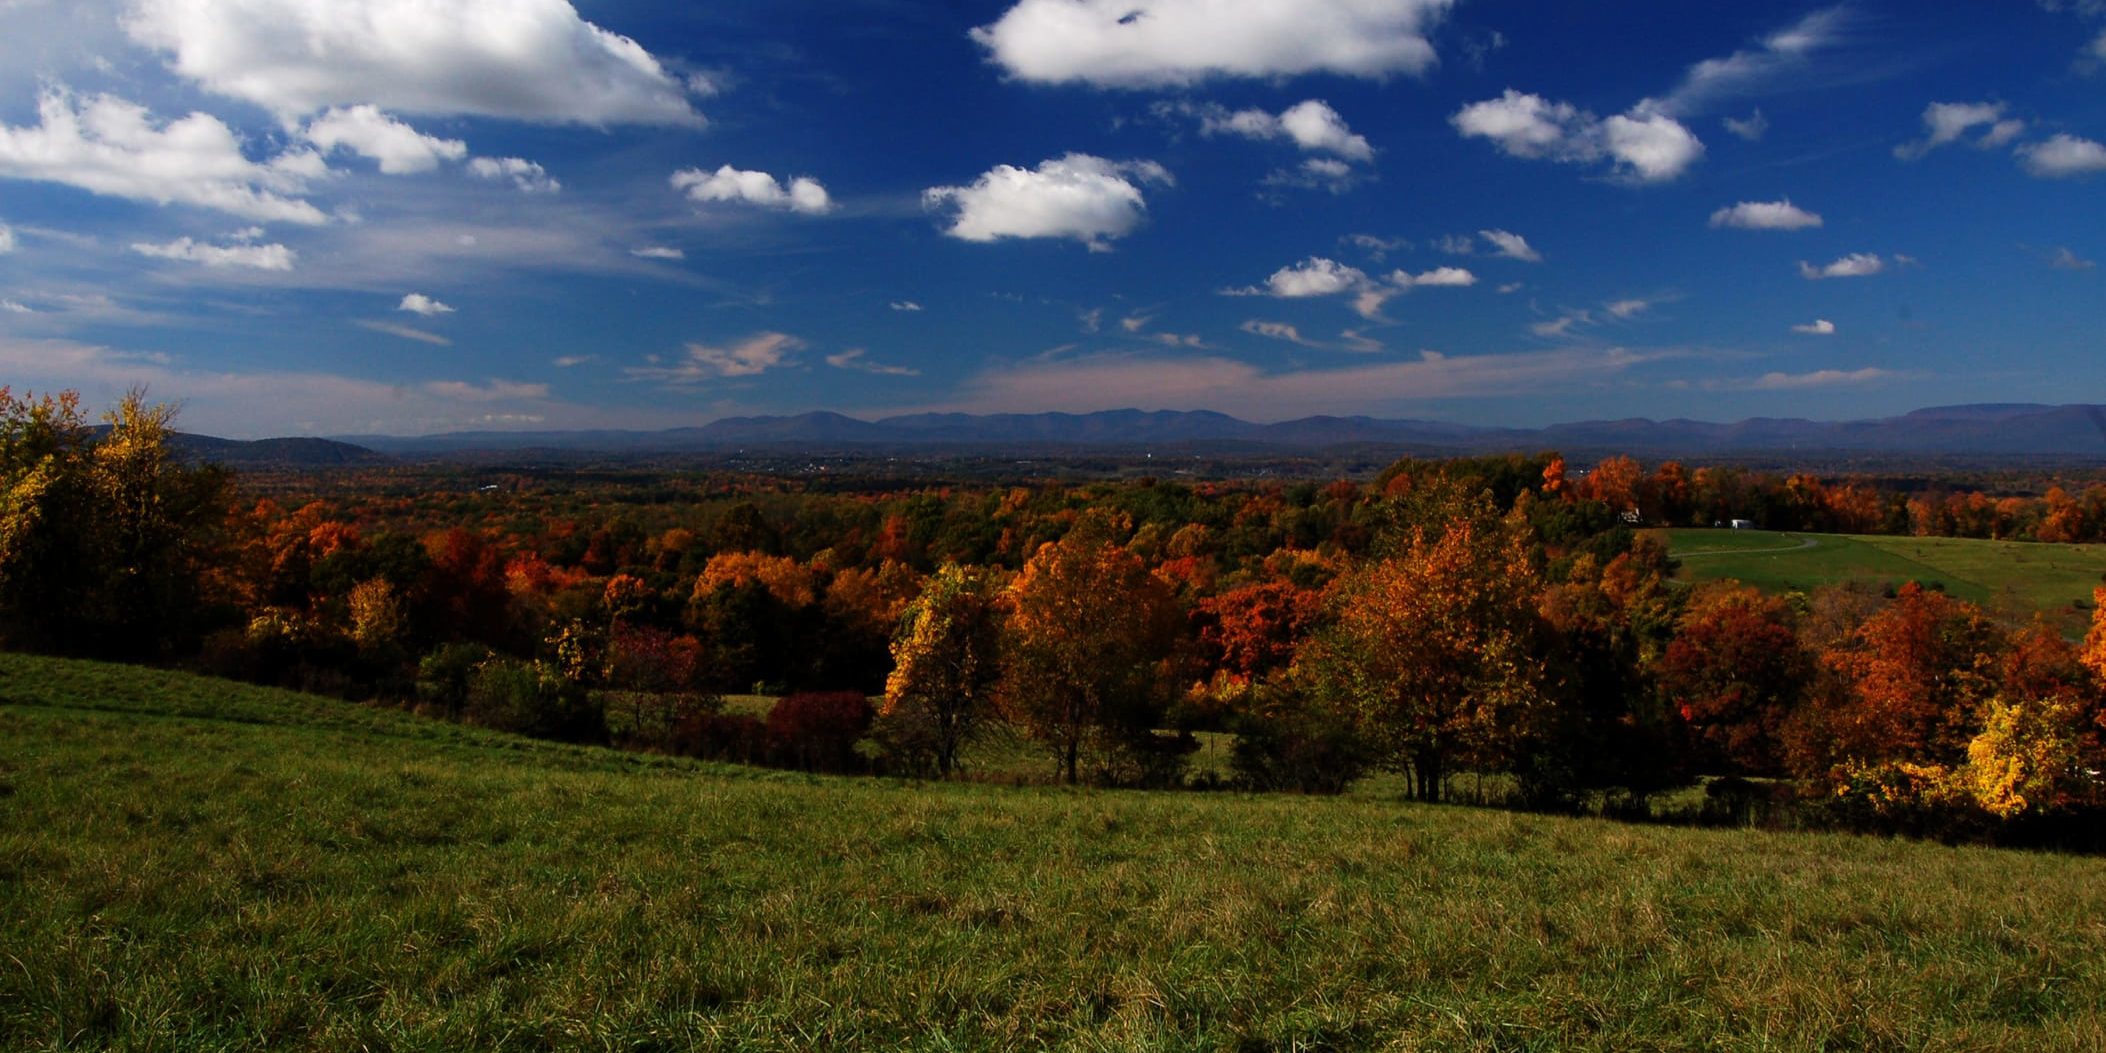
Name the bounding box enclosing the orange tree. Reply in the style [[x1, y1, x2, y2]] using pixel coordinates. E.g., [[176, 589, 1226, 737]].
[[999, 521, 1177, 784], [883, 563, 1005, 777], [1297, 499, 1552, 802]]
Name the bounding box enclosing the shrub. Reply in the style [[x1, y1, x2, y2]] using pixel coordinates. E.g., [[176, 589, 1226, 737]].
[[463, 657, 606, 744], [767, 691, 874, 773], [1229, 703, 1369, 794], [417, 643, 495, 720], [670, 711, 770, 765]]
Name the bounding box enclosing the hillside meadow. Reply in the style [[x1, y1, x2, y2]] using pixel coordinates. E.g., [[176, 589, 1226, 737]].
[[1657, 528, 2106, 629], [5, 654, 2106, 1051]]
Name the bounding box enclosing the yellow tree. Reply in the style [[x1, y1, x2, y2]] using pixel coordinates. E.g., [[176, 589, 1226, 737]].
[[883, 563, 1005, 777], [1297, 508, 1550, 802], [1000, 523, 1177, 784]]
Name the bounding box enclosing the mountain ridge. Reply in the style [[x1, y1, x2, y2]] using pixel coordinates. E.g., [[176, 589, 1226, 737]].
[[325, 403, 2106, 458]]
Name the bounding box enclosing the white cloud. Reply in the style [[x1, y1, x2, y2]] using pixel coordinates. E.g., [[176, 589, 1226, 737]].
[[1431, 234, 1476, 255], [124, 0, 703, 126], [672, 165, 832, 214], [1393, 266, 1476, 288], [1478, 228, 1541, 262], [1798, 253, 1886, 279], [303, 106, 466, 174], [131, 235, 295, 270], [398, 293, 454, 316], [1451, 90, 1703, 183], [1227, 257, 1368, 298], [1791, 318, 1837, 335], [552, 355, 595, 367], [1895, 102, 2020, 160], [1723, 109, 1769, 141], [1604, 299, 1651, 319], [924, 154, 1169, 250], [826, 348, 921, 376], [1342, 233, 1409, 260], [0, 89, 328, 225], [1240, 320, 1314, 346], [970, 0, 1455, 88], [1194, 99, 1373, 161], [936, 345, 1667, 420], [2018, 134, 2106, 178], [1261, 157, 1362, 194], [890, 300, 924, 311], [468, 157, 560, 194], [1742, 367, 1890, 390], [1, 300, 32, 314], [356, 319, 452, 346], [1649, 8, 1848, 117], [1709, 199, 1823, 230], [2050, 247, 2097, 270], [0, 222, 12, 254], [626, 332, 801, 383], [424, 379, 549, 401], [630, 246, 684, 260]]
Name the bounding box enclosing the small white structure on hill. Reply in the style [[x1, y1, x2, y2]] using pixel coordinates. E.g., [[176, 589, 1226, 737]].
[[1729, 518, 1757, 530]]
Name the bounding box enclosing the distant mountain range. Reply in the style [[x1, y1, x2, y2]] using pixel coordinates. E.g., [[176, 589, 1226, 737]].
[[323, 403, 2106, 460]]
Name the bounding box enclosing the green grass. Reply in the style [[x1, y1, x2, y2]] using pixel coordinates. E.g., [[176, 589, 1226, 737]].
[[6, 653, 2106, 1051], [1657, 528, 2106, 631]]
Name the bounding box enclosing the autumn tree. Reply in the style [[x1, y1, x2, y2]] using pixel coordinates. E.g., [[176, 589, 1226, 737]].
[[1792, 583, 2007, 781], [1657, 582, 1813, 775], [883, 563, 1005, 776], [999, 521, 1178, 784], [0, 388, 229, 656], [1297, 504, 1551, 802]]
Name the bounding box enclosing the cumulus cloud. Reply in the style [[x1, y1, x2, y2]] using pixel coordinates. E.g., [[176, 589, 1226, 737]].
[[890, 300, 924, 311], [970, 0, 1455, 88], [0, 89, 328, 225], [398, 293, 454, 316], [1261, 157, 1363, 194], [303, 106, 466, 174], [131, 235, 295, 270], [626, 332, 801, 383], [630, 246, 684, 260], [123, 0, 703, 126], [1479, 228, 1541, 262], [2018, 134, 2106, 178], [924, 154, 1169, 250], [1604, 299, 1651, 319], [1709, 199, 1823, 230], [1393, 266, 1476, 288], [468, 157, 560, 194], [1451, 90, 1703, 183], [1798, 253, 1886, 279], [672, 165, 832, 214], [826, 348, 920, 376], [1191, 99, 1374, 161], [1791, 318, 1837, 335], [1225, 257, 1369, 298], [1895, 102, 2023, 160]]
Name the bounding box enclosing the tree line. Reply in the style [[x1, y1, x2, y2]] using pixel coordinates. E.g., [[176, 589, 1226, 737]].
[[6, 389, 2105, 846]]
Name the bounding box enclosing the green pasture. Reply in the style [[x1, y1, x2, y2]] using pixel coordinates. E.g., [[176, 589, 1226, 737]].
[[1656, 528, 2106, 629], [5, 653, 2106, 1051]]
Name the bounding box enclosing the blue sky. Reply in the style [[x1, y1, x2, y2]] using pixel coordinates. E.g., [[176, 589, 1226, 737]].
[[0, 0, 2101, 437]]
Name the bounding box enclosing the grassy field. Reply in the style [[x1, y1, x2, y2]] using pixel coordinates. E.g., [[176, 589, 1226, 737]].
[[1657, 528, 2106, 630], [7, 654, 2106, 1050]]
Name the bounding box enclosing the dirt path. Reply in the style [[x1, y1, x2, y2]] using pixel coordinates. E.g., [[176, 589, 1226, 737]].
[[1671, 534, 1822, 559]]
